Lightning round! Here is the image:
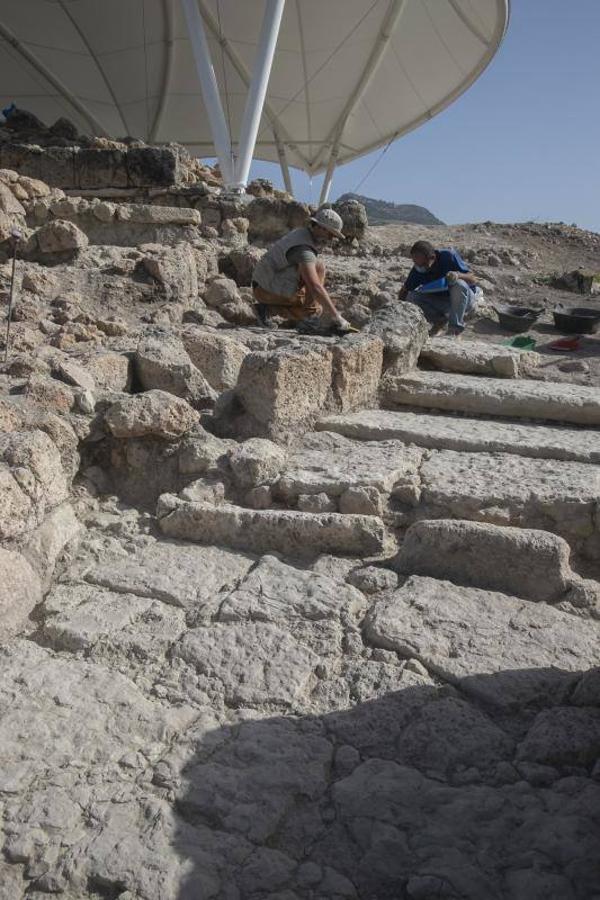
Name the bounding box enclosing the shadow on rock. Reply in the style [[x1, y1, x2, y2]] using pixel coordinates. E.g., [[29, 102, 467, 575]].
[[171, 665, 600, 900]]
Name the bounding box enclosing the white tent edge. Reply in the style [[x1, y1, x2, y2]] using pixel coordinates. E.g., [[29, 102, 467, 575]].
[[178, 0, 510, 197]]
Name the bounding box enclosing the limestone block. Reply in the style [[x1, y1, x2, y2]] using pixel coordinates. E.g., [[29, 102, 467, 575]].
[[123, 204, 201, 226], [0, 428, 69, 539], [173, 622, 318, 708], [245, 485, 273, 509], [218, 344, 333, 441], [384, 370, 600, 426], [297, 492, 337, 513], [135, 332, 216, 409], [24, 374, 75, 413], [332, 196, 368, 240], [85, 540, 252, 610], [339, 486, 383, 516], [105, 390, 199, 440], [278, 431, 422, 503], [74, 147, 128, 189], [228, 438, 286, 488], [317, 408, 600, 464], [346, 565, 398, 595], [395, 520, 573, 602], [364, 302, 428, 375], [365, 575, 600, 707], [215, 553, 365, 628], [23, 502, 81, 587], [182, 328, 249, 391], [51, 357, 96, 392], [178, 430, 235, 476], [138, 242, 200, 303], [330, 334, 383, 412], [126, 145, 183, 187], [247, 196, 310, 241], [79, 350, 131, 393], [517, 707, 600, 767], [35, 219, 88, 254], [204, 276, 241, 308], [220, 245, 266, 286], [0, 180, 25, 215], [0, 548, 42, 639], [418, 449, 600, 557], [421, 336, 541, 378], [158, 497, 388, 557]]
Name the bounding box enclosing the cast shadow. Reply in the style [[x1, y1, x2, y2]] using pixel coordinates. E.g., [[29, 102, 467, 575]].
[[172, 664, 600, 900]]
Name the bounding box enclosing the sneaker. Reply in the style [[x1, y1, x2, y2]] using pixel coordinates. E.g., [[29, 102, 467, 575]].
[[447, 326, 464, 338], [254, 303, 277, 329]]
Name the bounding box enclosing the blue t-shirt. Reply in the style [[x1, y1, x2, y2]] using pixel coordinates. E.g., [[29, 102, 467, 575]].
[[405, 249, 473, 295]]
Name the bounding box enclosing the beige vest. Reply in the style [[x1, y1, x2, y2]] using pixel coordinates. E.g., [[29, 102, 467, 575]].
[[252, 226, 319, 297]]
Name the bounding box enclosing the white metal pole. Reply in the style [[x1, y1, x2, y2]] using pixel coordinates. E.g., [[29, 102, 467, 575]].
[[275, 132, 293, 194], [319, 144, 338, 204], [233, 0, 286, 189], [180, 0, 233, 184]]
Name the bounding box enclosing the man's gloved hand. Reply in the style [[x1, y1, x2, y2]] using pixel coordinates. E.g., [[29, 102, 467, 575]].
[[334, 313, 352, 330], [446, 271, 460, 285]]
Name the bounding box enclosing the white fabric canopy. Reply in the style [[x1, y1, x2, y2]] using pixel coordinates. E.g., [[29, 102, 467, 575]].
[[0, 0, 509, 175]]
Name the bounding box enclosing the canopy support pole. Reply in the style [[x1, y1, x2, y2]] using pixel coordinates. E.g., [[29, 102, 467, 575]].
[[275, 131, 293, 194], [180, 0, 233, 184], [319, 144, 338, 204], [231, 0, 286, 190], [313, 0, 407, 173]]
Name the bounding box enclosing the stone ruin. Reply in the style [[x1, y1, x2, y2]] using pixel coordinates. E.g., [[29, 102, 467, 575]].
[[0, 119, 600, 899]]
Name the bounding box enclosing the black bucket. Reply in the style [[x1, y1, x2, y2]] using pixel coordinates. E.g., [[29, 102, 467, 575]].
[[493, 304, 542, 333], [553, 306, 600, 335]]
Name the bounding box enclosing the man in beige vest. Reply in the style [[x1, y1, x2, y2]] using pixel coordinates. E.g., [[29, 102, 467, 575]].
[[252, 208, 351, 330]]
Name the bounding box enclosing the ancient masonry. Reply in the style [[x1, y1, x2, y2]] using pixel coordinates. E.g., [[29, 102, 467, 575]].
[[0, 124, 599, 900]]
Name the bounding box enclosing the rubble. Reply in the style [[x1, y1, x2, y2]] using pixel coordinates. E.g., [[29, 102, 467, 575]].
[[0, 151, 599, 900]]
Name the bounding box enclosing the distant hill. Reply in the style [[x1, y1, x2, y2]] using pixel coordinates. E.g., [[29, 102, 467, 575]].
[[336, 192, 445, 227]]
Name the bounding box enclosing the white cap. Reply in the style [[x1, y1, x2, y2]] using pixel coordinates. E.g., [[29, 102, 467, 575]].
[[309, 207, 344, 238]]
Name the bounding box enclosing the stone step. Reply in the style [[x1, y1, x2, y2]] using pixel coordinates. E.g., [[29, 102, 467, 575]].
[[382, 370, 600, 426], [157, 496, 388, 557], [420, 336, 540, 378], [416, 448, 600, 560], [317, 409, 600, 464], [274, 430, 600, 559]]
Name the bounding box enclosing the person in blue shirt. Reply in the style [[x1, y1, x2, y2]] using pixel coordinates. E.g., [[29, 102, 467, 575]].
[[398, 240, 482, 336]]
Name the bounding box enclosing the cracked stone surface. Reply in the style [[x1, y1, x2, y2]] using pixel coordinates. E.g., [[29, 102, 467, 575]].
[[2, 163, 600, 899]]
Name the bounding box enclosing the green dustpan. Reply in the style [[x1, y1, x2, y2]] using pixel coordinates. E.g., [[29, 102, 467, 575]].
[[503, 335, 537, 350]]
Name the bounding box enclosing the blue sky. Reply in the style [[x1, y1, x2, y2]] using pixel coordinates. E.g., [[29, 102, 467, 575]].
[[247, 0, 600, 232]]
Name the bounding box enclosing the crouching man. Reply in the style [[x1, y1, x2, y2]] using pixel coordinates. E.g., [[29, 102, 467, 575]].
[[252, 207, 351, 330], [399, 239, 482, 336]]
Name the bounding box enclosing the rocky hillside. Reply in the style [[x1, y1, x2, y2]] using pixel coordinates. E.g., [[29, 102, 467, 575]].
[[337, 191, 445, 226], [0, 127, 600, 899]]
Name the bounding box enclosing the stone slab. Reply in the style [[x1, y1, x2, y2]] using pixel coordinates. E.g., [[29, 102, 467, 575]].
[[85, 540, 254, 610], [421, 336, 541, 378], [277, 431, 422, 501], [365, 575, 600, 708], [173, 622, 318, 708], [383, 370, 600, 426], [158, 498, 388, 557], [317, 409, 600, 464], [395, 520, 573, 602], [418, 449, 600, 558]]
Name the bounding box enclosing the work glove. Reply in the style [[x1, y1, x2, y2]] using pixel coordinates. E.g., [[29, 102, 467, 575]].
[[446, 271, 460, 285], [334, 313, 352, 330]]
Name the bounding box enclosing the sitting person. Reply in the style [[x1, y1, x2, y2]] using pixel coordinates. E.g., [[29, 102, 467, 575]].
[[252, 207, 351, 331], [398, 239, 482, 336]]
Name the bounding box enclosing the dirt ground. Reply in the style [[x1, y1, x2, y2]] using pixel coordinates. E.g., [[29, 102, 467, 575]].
[[367, 220, 600, 387]]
